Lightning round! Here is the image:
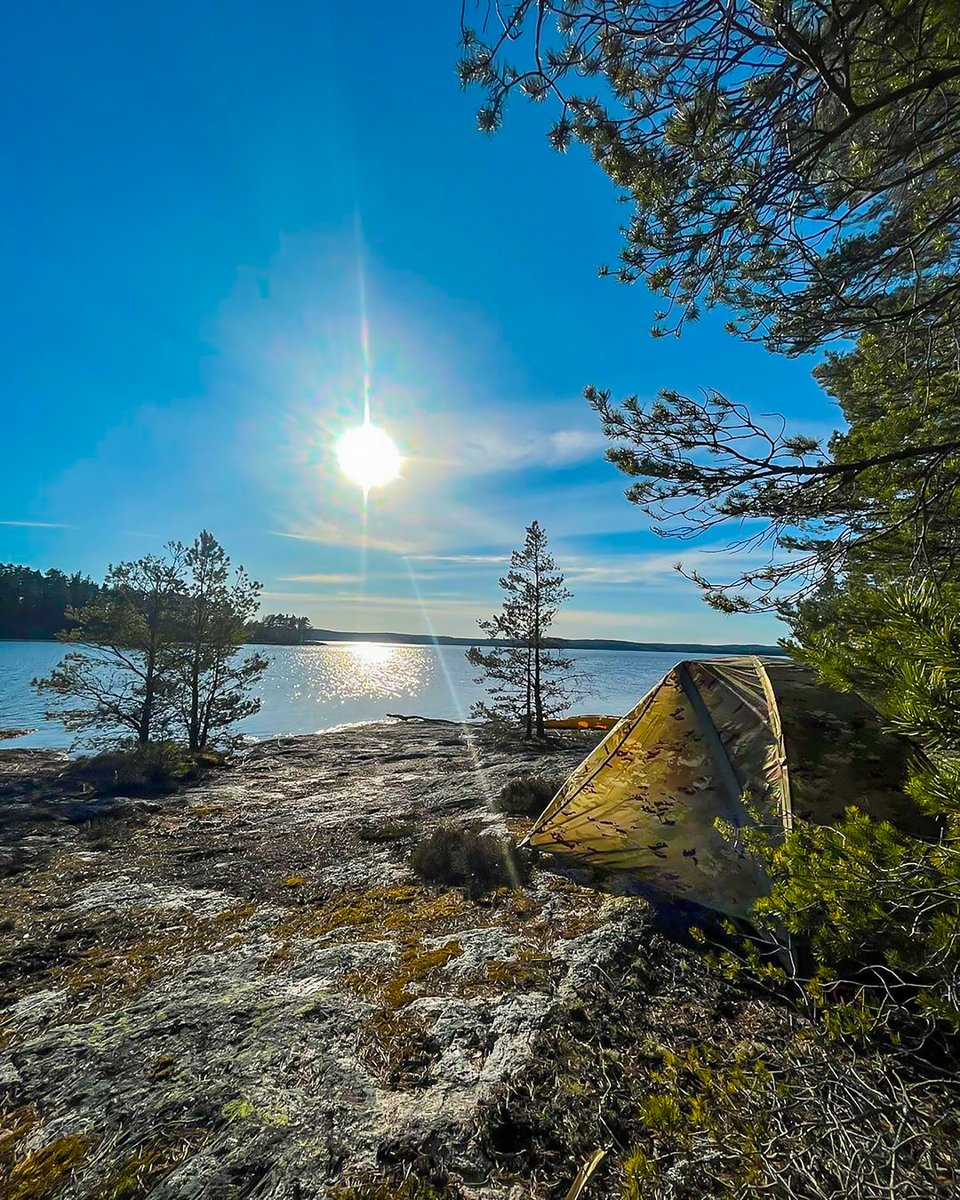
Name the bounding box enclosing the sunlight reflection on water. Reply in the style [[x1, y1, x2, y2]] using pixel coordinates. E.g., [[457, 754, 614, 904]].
[[1, 640, 734, 749], [289, 641, 432, 702]]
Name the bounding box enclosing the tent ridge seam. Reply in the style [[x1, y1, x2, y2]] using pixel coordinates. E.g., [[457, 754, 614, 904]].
[[675, 662, 745, 821], [752, 656, 795, 833]]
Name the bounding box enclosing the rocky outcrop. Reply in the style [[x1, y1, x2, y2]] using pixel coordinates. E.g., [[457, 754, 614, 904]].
[[1, 724, 642, 1198], [3, 724, 957, 1200]]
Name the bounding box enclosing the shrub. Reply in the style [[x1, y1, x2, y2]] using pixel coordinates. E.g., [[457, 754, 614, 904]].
[[495, 774, 562, 818], [767, 583, 960, 1038], [409, 823, 531, 897], [65, 741, 223, 796], [358, 818, 419, 844]]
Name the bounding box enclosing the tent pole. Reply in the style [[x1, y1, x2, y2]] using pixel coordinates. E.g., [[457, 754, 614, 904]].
[[675, 663, 744, 820]]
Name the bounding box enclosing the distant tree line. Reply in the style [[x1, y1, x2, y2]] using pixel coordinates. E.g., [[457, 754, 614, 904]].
[[247, 612, 313, 645], [0, 561, 313, 648], [0, 564, 103, 639]]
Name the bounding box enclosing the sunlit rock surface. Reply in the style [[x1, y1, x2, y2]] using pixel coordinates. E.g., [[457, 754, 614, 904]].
[[2, 723, 958, 1198], [0, 724, 640, 1197]]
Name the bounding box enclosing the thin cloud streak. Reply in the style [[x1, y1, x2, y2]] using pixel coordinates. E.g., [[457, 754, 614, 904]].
[[268, 526, 419, 555], [0, 519, 77, 529], [560, 546, 772, 587], [278, 573, 365, 585], [408, 553, 509, 565]]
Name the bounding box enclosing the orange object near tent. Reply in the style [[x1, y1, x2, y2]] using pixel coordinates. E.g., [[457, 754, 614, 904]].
[[544, 714, 622, 731]]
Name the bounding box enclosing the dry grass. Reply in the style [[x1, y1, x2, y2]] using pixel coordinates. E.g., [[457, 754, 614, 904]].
[[409, 823, 531, 897], [495, 774, 563, 818]]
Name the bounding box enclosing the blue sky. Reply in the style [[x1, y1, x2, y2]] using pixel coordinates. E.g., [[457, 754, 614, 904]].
[[2, 2, 834, 643]]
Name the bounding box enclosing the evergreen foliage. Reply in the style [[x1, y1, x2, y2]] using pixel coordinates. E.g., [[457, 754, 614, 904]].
[[0, 563, 102, 639], [34, 553, 185, 746], [589, 327, 960, 610], [247, 612, 313, 644], [741, 583, 960, 1036], [460, 1, 960, 355], [33, 532, 266, 751], [169, 532, 267, 751], [461, 4, 960, 615], [467, 520, 584, 738]]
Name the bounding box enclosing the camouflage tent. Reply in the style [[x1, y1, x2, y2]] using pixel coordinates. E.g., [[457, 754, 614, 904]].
[[527, 657, 931, 920]]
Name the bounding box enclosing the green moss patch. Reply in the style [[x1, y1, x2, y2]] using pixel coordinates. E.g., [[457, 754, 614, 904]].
[[5, 1134, 91, 1200]]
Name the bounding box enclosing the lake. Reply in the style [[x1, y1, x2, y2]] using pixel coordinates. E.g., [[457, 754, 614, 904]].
[[0, 640, 733, 750]]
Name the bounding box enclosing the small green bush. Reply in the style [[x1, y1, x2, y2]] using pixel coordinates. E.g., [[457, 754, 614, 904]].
[[495, 774, 562, 818], [66, 741, 223, 796], [410, 823, 531, 897], [358, 819, 419, 844]]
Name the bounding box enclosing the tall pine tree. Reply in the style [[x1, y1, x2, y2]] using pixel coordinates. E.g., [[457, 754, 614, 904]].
[[467, 520, 581, 738]]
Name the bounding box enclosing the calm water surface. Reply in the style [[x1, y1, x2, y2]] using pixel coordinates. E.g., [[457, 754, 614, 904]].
[[0, 640, 730, 750]]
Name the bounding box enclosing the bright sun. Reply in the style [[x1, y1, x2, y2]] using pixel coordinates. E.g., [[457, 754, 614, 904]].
[[335, 422, 402, 492]]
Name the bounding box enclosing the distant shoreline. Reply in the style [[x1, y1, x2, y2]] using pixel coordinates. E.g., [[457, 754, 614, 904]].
[[306, 628, 787, 656], [1, 632, 787, 655]]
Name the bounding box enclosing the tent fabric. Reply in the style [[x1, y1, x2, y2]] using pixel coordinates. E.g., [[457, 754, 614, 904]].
[[527, 656, 929, 920]]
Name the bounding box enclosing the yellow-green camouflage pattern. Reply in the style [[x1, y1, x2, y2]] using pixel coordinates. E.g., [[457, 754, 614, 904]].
[[527, 657, 930, 920]]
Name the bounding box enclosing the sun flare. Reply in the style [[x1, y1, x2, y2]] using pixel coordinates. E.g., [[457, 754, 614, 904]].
[[336, 422, 402, 492], [349, 641, 395, 668]]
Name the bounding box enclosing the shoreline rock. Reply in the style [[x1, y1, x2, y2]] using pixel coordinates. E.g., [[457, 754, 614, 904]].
[[0, 723, 627, 1197], [3, 724, 958, 1199]]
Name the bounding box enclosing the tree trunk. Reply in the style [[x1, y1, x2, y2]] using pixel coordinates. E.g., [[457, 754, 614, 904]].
[[533, 563, 544, 738], [138, 592, 161, 744], [525, 642, 533, 740], [187, 571, 208, 751], [139, 654, 154, 745]]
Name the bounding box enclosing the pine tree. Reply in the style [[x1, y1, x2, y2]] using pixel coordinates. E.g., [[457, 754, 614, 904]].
[[170, 531, 267, 751], [33, 552, 185, 746], [467, 521, 581, 738], [459, 4, 960, 615], [34, 534, 268, 752], [460, 1, 960, 355]]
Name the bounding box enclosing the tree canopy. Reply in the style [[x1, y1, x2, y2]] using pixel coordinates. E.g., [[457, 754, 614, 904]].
[[34, 533, 266, 750], [460, 2, 960, 613], [0, 564, 102, 639], [589, 328, 960, 611], [461, 0, 960, 354], [248, 613, 314, 645]]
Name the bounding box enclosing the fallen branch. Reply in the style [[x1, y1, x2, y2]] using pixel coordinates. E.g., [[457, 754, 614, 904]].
[[385, 713, 460, 726]]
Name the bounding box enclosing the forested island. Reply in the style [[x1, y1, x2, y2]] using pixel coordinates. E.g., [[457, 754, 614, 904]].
[[310, 626, 783, 654], [0, 564, 103, 640]]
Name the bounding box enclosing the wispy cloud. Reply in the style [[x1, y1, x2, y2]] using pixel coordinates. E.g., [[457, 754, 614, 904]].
[[258, 589, 493, 622], [560, 547, 772, 588], [0, 519, 77, 529], [445, 424, 606, 475], [546, 428, 607, 464], [277, 572, 364, 585], [408, 553, 509, 565], [268, 526, 421, 554], [314, 592, 492, 611]]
